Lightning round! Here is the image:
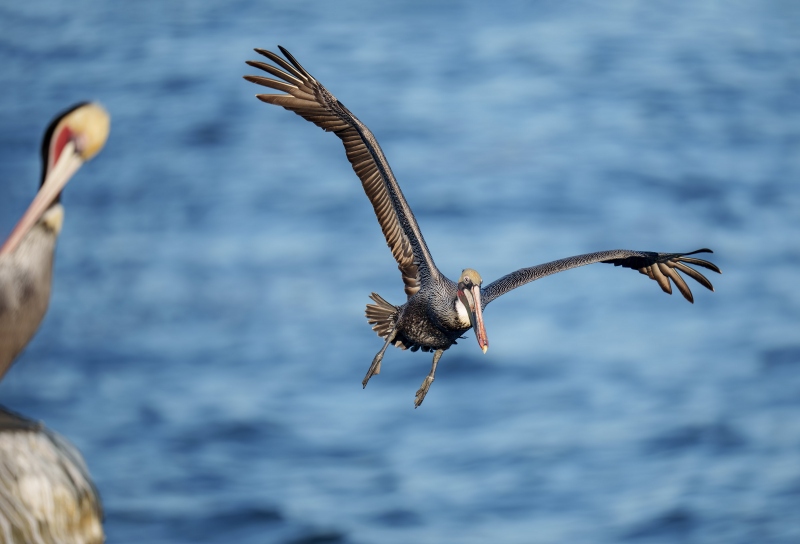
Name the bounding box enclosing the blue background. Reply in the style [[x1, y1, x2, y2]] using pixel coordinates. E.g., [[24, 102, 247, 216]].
[[1, 1, 799, 542]]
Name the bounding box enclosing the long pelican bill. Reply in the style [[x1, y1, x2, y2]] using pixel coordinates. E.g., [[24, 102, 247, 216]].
[[0, 142, 83, 256], [458, 284, 489, 354], [471, 284, 489, 353]]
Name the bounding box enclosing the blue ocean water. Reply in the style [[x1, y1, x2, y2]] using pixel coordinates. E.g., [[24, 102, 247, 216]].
[[1, 1, 799, 542]]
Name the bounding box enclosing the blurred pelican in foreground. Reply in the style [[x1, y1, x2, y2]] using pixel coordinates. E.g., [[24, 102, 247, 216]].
[[245, 47, 721, 407], [0, 102, 109, 544]]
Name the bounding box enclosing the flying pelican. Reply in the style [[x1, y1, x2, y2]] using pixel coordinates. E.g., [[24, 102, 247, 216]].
[[244, 47, 721, 408], [0, 102, 109, 543]]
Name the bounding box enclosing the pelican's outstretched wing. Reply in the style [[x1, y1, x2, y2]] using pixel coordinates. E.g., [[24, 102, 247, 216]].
[[245, 46, 440, 298], [481, 248, 720, 306]]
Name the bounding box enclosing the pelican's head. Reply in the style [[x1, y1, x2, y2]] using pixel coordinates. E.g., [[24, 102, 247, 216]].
[[0, 102, 110, 256], [456, 268, 489, 354]]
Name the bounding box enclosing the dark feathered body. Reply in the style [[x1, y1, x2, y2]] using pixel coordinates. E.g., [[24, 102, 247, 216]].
[[368, 277, 469, 353]]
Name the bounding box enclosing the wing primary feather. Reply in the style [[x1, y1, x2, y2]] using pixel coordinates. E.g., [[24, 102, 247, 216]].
[[678, 257, 721, 273], [244, 75, 316, 100], [659, 264, 694, 303], [278, 45, 315, 79], [672, 262, 715, 291], [649, 263, 673, 294], [245, 60, 307, 88], [255, 48, 309, 81], [254, 94, 318, 109]]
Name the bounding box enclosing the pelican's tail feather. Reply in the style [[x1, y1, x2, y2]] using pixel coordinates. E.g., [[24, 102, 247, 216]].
[[365, 293, 398, 340]]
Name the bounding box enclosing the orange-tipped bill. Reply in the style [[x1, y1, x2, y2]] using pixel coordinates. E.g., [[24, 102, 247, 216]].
[[0, 141, 83, 256], [458, 284, 489, 354]]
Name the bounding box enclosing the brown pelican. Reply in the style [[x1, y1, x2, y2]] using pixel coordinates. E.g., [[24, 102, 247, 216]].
[[0, 102, 109, 543], [0, 102, 109, 380], [244, 47, 721, 407]]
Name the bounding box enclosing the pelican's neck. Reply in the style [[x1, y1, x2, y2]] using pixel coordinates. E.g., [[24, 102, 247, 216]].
[[2, 206, 61, 284]]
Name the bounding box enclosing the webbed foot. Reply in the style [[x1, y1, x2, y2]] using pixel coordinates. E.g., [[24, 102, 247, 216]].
[[362, 353, 383, 388], [363, 329, 397, 389], [414, 376, 434, 408], [413, 349, 444, 408]]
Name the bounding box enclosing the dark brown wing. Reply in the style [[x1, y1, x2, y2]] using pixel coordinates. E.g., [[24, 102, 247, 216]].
[[244, 46, 441, 298], [481, 248, 720, 306]]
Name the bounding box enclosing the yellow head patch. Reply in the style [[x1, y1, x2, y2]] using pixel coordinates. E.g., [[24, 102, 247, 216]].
[[61, 103, 110, 160]]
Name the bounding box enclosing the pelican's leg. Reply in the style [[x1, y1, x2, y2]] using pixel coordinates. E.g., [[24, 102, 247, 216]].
[[414, 349, 444, 408], [362, 328, 397, 388]]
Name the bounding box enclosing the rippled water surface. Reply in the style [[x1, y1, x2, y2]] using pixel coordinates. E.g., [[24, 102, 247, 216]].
[[1, 1, 799, 543]]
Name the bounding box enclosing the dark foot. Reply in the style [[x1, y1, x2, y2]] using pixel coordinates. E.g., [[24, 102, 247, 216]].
[[362, 354, 382, 388], [363, 330, 397, 389], [414, 376, 434, 408]]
